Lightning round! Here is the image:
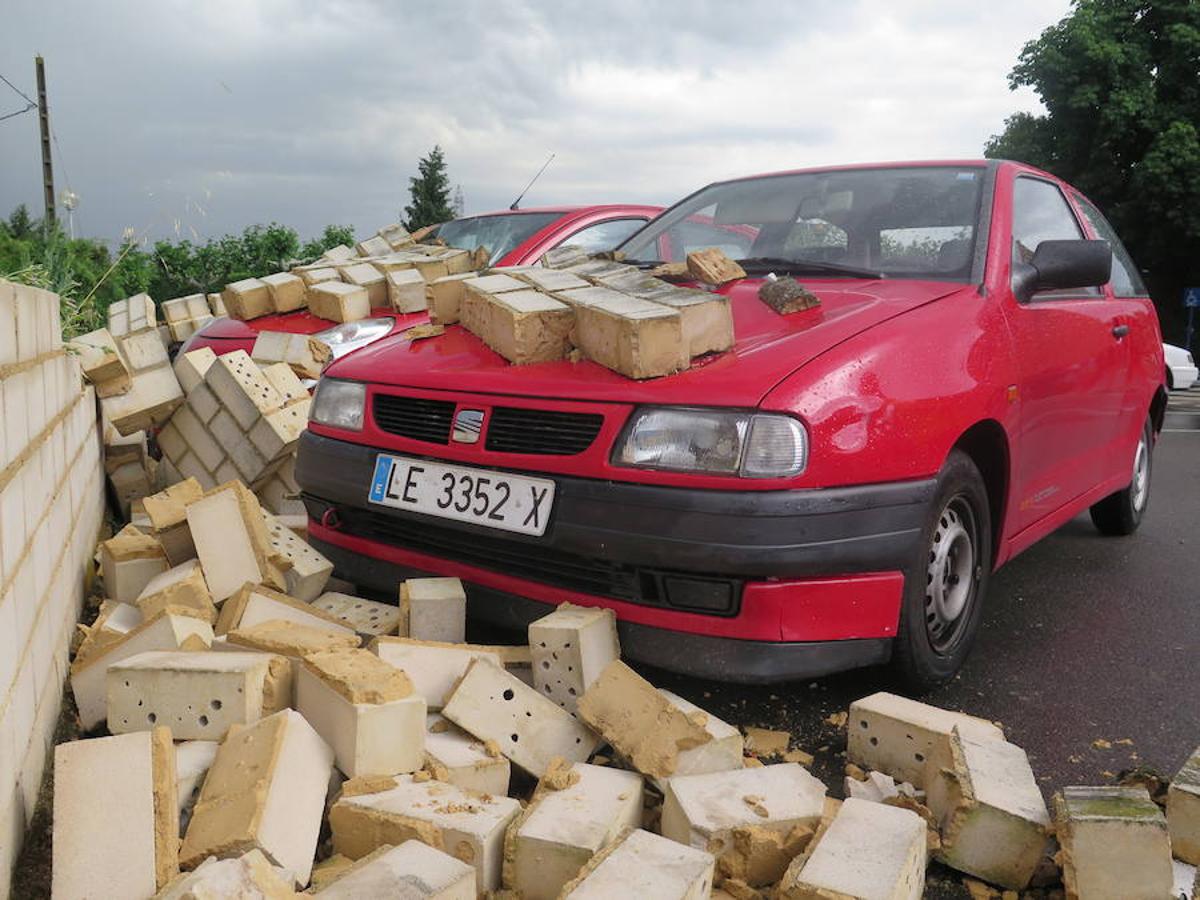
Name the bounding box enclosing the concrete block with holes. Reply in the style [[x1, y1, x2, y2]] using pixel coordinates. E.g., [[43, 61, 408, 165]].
[[400, 577, 466, 643], [560, 829, 715, 900], [134, 558, 216, 623], [371, 636, 503, 710], [441, 658, 599, 776], [205, 349, 285, 431], [313, 840, 475, 899], [263, 510, 333, 600], [424, 713, 511, 796], [181, 709, 334, 887], [216, 582, 355, 637], [529, 603, 619, 714], [329, 774, 521, 893], [512, 762, 644, 900], [311, 591, 402, 640], [107, 650, 288, 740], [847, 692, 1005, 788], [296, 648, 426, 777]]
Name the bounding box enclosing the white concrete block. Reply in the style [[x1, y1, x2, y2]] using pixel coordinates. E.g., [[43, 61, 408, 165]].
[[261, 271, 308, 313], [134, 558, 215, 623], [560, 829, 714, 899], [847, 692, 1005, 787], [264, 511, 333, 601], [314, 840, 474, 898], [1055, 785, 1173, 900], [205, 349, 284, 430], [296, 648, 426, 777], [1169, 745, 1200, 865], [661, 764, 826, 886], [107, 649, 286, 740], [782, 797, 924, 899], [312, 591, 402, 639], [513, 762, 643, 899], [529, 603, 619, 714], [330, 774, 521, 892], [401, 577, 466, 643], [442, 658, 599, 776], [100, 524, 169, 604], [174, 739, 219, 822], [181, 709, 334, 887], [186, 481, 285, 602], [424, 713, 511, 796], [371, 637, 502, 710], [658, 689, 744, 780], [215, 582, 355, 636], [52, 728, 178, 898]]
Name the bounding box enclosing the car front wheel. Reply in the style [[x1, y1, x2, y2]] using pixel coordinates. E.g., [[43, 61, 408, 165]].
[[892, 449, 992, 692], [1089, 416, 1153, 536]]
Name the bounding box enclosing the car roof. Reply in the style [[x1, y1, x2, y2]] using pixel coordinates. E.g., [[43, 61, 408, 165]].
[[450, 204, 658, 218]]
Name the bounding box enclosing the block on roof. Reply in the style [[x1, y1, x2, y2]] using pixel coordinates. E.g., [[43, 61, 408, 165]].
[[181, 709, 334, 886], [569, 291, 687, 379], [425, 272, 477, 324], [308, 280, 370, 323], [559, 828, 714, 899], [340, 262, 388, 307], [187, 480, 287, 602], [400, 577, 466, 643], [222, 277, 273, 320], [261, 271, 307, 313], [466, 289, 575, 365], [356, 235, 393, 257], [371, 637, 502, 710], [53, 728, 178, 899]]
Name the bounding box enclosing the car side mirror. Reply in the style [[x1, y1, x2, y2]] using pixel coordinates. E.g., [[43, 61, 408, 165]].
[[1013, 239, 1113, 303]]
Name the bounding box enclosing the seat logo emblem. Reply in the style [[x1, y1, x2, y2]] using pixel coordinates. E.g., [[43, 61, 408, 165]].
[[452, 409, 484, 444]]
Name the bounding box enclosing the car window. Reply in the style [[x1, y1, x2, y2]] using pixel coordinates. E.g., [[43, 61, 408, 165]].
[[1071, 194, 1148, 298], [1011, 177, 1100, 298], [563, 218, 648, 253], [436, 212, 562, 265]]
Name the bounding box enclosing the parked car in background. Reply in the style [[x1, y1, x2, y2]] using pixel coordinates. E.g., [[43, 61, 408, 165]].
[[297, 160, 1165, 689], [1164, 343, 1198, 390], [178, 205, 662, 363]]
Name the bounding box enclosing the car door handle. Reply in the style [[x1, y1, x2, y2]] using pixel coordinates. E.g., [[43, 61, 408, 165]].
[[1112, 324, 1130, 339]]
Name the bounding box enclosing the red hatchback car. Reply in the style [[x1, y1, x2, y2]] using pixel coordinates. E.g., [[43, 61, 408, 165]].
[[179, 205, 661, 363], [296, 161, 1165, 688]]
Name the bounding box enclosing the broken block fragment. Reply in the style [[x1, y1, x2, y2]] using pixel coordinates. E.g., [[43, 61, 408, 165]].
[[371, 637, 502, 709], [215, 582, 355, 637], [759, 277, 820, 315], [512, 762, 643, 899], [186, 480, 286, 601], [314, 840, 475, 898], [529, 603, 619, 714], [100, 523, 169, 603], [926, 728, 1050, 889], [252, 330, 331, 379], [1169, 745, 1200, 865], [181, 709, 335, 887], [174, 739, 219, 824], [297, 648, 426, 777], [400, 577, 466, 643], [424, 713, 511, 796], [134, 558, 215, 623], [560, 828, 715, 899], [53, 728, 178, 899], [157, 849, 296, 899], [260, 271, 308, 313], [308, 280, 370, 323], [312, 591, 402, 640], [107, 649, 289, 740], [329, 774, 521, 892], [141, 476, 204, 564], [687, 247, 746, 284], [264, 511, 334, 601], [577, 660, 712, 779], [847, 692, 1004, 788], [1054, 785, 1172, 900], [779, 797, 925, 900], [661, 763, 826, 886], [441, 658, 599, 776], [222, 277, 273, 320], [659, 689, 745, 780]]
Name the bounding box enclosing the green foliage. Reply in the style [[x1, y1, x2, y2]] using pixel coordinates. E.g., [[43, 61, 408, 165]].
[[404, 145, 455, 231], [985, 0, 1200, 339]]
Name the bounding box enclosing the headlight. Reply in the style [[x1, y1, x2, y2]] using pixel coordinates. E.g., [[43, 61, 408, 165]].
[[314, 317, 394, 360], [614, 407, 807, 478], [310, 379, 366, 431]]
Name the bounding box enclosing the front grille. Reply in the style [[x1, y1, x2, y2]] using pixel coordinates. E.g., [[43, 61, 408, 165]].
[[485, 407, 604, 455], [372, 395, 454, 444]]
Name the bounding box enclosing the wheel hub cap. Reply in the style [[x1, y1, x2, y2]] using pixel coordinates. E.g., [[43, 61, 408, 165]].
[[1131, 436, 1149, 513], [925, 501, 975, 651]]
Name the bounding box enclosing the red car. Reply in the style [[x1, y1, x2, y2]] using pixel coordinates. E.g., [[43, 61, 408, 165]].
[[179, 205, 662, 363], [296, 161, 1165, 688]]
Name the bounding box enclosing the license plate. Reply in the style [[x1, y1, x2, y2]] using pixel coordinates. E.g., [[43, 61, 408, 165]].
[[367, 453, 556, 536]]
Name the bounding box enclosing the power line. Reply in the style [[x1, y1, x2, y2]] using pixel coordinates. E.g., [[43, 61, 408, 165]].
[[0, 72, 37, 123]]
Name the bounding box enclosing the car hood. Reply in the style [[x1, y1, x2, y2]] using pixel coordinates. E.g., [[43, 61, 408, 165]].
[[327, 278, 968, 407]]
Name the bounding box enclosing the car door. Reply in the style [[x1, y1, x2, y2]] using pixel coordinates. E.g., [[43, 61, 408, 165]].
[[1005, 174, 1131, 533]]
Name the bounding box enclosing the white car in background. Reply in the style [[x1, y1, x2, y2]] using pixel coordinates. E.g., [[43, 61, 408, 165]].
[[1164, 343, 1198, 390]]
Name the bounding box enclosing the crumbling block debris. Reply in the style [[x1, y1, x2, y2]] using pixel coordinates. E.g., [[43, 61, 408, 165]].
[[559, 828, 714, 899], [53, 728, 178, 898], [314, 840, 475, 898], [181, 709, 335, 887], [424, 713, 511, 796], [529, 603, 619, 714], [100, 523, 169, 604], [758, 277, 820, 314], [687, 247, 746, 285], [297, 647, 426, 777], [779, 797, 925, 900], [441, 658, 599, 776], [312, 591, 403, 640], [400, 577, 467, 643], [1169, 745, 1200, 865], [371, 637, 502, 710], [135, 558, 217, 623], [157, 849, 297, 899], [1055, 785, 1173, 900]]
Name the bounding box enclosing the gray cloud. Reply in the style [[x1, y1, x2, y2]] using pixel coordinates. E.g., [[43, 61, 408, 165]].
[[0, 0, 1068, 249]]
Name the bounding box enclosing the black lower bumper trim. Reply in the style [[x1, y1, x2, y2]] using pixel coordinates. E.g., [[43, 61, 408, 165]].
[[311, 535, 893, 684]]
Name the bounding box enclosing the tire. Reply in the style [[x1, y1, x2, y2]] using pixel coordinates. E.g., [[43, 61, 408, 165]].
[[1166, 367, 1175, 391], [892, 449, 992, 692], [1089, 416, 1153, 536]]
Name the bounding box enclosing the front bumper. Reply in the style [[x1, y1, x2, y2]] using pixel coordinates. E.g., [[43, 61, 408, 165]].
[[297, 431, 935, 682]]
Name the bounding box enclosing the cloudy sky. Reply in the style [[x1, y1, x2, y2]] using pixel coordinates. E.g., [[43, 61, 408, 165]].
[[0, 0, 1069, 247]]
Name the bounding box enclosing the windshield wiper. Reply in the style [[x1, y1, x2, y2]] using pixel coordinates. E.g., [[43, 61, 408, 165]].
[[739, 257, 886, 279]]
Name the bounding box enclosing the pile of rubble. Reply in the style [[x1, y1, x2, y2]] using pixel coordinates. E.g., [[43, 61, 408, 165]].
[[46, 470, 1200, 897]]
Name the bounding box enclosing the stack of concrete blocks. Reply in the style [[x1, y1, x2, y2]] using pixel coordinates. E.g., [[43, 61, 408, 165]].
[[157, 348, 311, 497], [0, 280, 106, 891], [251, 329, 331, 380], [99, 294, 186, 435], [160, 293, 215, 343]]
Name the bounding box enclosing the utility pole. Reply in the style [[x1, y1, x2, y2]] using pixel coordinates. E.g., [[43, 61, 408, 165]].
[[35, 55, 55, 225]]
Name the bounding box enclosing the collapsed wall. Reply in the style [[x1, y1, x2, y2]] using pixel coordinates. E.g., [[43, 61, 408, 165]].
[[0, 280, 106, 892]]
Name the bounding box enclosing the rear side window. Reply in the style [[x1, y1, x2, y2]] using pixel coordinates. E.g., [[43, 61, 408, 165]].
[[563, 218, 647, 253], [1011, 177, 1100, 298], [1072, 194, 1148, 297]]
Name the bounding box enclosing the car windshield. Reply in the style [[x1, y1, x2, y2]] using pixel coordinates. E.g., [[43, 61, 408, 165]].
[[433, 212, 562, 265], [620, 166, 986, 280]]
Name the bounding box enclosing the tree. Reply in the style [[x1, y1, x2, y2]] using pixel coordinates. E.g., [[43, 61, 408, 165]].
[[985, 0, 1200, 341], [404, 145, 455, 230]]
